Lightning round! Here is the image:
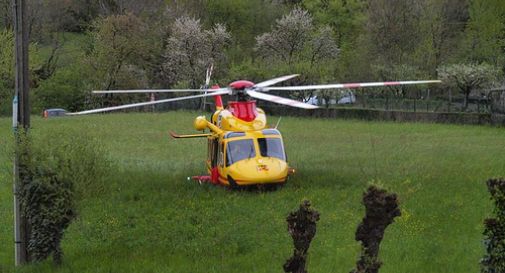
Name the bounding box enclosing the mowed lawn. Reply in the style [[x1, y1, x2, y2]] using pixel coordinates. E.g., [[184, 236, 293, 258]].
[[0, 111, 503, 273]]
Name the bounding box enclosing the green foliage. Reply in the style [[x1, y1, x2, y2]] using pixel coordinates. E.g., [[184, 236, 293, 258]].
[[88, 13, 152, 90], [4, 0, 499, 117], [0, 29, 14, 115], [21, 157, 75, 264], [32, 63, 93, 113], [302, 0, 366, 45], [0, 29, 13, 83], [463, 0, 505, 67], [16, 128, 110, 264], [482, 178, 505, 273], [0, 29, 45, 115], [29, 126, 111, 199], [365, 0, 423, 66], [204, 0, 285, 56]]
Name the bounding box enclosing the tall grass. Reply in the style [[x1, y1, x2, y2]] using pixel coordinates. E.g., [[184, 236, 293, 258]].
[[0, 111, 502, 273]]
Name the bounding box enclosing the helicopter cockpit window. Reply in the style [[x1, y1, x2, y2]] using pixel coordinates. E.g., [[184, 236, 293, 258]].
[[258, 138, 286, 160], [226, 139, 256, 166], [262, 129, 280, 136], [224, 132, 246, 139]]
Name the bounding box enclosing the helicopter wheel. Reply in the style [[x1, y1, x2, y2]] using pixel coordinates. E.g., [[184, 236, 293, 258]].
[[272, 183, 285, 191], [259, 183, 284, 191], [227, 175, 242, 190]]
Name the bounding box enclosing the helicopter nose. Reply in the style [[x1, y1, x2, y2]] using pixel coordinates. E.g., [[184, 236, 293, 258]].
[[228, 157, 288, 184]]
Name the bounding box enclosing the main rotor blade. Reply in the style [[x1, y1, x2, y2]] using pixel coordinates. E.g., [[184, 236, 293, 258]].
[[92, 88, 228, 94], [68, 90, 229, 115], [262, 80, 442, 91], [247, 90, 318, 109], [254, 74, 300, 88]]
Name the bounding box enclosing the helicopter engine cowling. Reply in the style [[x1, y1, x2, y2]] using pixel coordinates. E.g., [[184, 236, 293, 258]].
[[194, 116, 207, 131]]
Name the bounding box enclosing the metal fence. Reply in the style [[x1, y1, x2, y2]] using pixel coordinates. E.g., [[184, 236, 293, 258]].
[[328, 88, 505, 115]]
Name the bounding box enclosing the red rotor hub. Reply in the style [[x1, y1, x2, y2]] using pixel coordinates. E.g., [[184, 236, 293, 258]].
[[229, 80, 255, 90]]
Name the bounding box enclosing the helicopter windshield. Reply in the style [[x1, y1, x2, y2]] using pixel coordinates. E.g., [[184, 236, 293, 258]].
[[226, 139, 256, 166], [258, 138, 285, 160]]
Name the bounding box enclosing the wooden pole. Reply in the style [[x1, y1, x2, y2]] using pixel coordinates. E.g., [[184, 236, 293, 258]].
[[12, 0, 30, 265]]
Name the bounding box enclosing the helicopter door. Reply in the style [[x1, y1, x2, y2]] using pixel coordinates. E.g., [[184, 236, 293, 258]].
[[218, 141, 225, 168], [208, 138, 219, 167]]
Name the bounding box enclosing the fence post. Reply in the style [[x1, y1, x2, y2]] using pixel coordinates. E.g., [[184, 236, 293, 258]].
[[426, 89, 430, 112], [448, 89, 452, 113]]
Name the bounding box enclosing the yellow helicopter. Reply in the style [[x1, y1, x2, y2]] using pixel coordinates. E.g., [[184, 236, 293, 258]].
[[69, 69, 440, 188]]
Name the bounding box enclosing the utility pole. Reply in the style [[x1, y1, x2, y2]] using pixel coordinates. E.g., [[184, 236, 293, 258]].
[[12, 0, 30, 266]]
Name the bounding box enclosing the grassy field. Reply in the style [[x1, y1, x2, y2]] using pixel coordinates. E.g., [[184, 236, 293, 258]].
[[0, 111, 503, 273]]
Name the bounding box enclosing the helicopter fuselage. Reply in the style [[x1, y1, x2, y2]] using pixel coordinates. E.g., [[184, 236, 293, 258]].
[[188, 97, 291, 187]]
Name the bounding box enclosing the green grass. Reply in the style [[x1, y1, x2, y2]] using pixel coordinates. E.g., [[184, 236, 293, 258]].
[[0, 111, 503, 273]]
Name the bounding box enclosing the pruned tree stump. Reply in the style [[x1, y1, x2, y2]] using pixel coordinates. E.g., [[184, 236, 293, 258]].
[[283, 200, 320, 273]]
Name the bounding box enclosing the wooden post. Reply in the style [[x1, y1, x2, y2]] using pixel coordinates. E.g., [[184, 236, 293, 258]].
[[12, 0, 30, 265]]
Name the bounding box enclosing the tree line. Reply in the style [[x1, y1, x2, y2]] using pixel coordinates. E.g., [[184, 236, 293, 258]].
[[0, 0, 504, 114]]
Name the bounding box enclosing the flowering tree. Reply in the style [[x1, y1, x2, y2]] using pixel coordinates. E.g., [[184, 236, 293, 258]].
[[255, 7, 338, 66], [438, 63, 500, 109], [163, 17, 230, 89]]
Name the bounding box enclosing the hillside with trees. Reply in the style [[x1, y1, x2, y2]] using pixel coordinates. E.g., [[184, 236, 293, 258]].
[[0, 0, 504, 114]]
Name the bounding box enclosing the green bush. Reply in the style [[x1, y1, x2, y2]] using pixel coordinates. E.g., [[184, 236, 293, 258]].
[[481, 178, 505, 273], [21, 160, 75, 264], [32, 63, 93, 113], [31, 127, 111, 199], [16, 128, 110, 264]]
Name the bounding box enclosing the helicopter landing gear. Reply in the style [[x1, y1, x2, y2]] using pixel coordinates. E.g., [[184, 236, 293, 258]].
[[188, 176, 212, 185]]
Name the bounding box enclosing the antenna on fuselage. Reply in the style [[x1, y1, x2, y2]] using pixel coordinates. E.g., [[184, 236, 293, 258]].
[[275, 117, 282, 129], [201, 64, 214, 111]]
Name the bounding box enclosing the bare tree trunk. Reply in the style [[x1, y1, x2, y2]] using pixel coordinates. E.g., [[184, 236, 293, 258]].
[[464, 90, 470, 110]]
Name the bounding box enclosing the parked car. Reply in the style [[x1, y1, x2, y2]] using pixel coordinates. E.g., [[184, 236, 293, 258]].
[[337, 91, 356, 104], [42, 108, 68, 118], [307, 91, 356, 106]]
